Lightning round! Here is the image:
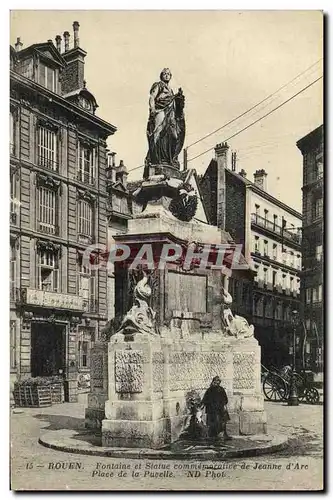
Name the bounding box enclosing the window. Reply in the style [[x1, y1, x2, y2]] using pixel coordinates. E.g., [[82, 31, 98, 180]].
[[296, 254, 301, 270], [78, 256, 96, 313], [37, 126, 58, 170], [315, 154, 323, 180], [318, 284, 322, 302], [78, 143, 96, 184], [37, 186, 57, 234], [79, 340, 90, 368], [272, 270, 277, 288], [263, 268, 268, 285], [290, 252, 294, 268], [272, 244, 277, 260], [312, 197, 323, 220], [305, 318, 311, 331], [10, 242, 16, 300], [39, 62, 56, 92], [18, 58, 33, 79], [255, 204, 260, 216], [306, 288, 312, 304], [273, 214, 278, 230], [284, 306, 290, 321], [38, 250, 59, 292], [263, 240, 268, 256], [316, 244, 323, 262], [254, 236, 260, 253], [282, 274, 286, 290], [275, 302, 282, 320], [10, 112, 15, 155], [10, 321, 16, 370], [78, 199, 93, 237], [10, 173, 17, 221], [312, 287, 318, 303], [290, 277, 294, 292]]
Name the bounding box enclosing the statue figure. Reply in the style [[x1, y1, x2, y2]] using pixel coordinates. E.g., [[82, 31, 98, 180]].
[[221, 287, 254, 339], [114, 272, 159, 339], [144, 68, 185, 177]]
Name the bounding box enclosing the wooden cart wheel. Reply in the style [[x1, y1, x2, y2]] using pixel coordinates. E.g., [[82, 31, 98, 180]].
[[263, 373, 288, 402], [304, 387, 320, 405]]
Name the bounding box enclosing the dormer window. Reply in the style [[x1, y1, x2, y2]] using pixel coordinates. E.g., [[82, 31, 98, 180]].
[[39, 62, 57, 92]]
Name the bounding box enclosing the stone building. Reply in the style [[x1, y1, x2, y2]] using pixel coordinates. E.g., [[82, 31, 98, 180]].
[[297, 125, 323, 373], [10, 23, 116, 401], [199, 143, 302, 368]]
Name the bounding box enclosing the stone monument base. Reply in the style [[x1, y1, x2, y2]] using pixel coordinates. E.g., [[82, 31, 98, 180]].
[[101, 335, 266, 449]]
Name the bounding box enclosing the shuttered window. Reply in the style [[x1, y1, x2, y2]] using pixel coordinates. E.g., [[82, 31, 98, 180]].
[[38, 250, 59, 292], [37, 126, 58, 170], [78, 199, 93, 237], [78, 143, 96, 184], [37, 186, 56, 234]]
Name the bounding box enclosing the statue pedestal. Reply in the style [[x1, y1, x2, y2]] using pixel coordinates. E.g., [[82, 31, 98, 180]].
[[102, 335, 266, 448], [99, 205, 265, 448]]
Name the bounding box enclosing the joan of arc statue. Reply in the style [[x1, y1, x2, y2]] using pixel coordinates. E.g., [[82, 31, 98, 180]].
[[144, 68, 185, 177]]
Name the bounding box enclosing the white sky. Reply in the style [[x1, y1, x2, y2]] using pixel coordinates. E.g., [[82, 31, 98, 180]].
[[10, 10, 323, 212]]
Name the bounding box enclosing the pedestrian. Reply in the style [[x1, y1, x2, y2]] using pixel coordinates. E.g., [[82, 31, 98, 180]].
[[201, 376, 231, 440]]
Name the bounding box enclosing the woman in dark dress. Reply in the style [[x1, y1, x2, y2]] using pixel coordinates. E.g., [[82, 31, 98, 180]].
[[201, 376, 231, 440]]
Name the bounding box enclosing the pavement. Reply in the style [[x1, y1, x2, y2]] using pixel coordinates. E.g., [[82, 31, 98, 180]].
[[10, 400, 324, 491]]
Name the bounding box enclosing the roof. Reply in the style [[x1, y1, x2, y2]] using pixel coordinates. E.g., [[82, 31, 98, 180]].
[[296, 124, 323, 152], [17, 41, 67, 67], [202, 159, 302, 219]]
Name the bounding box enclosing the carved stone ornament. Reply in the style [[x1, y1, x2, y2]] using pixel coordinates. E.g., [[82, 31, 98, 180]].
[[37, 117, 59, 133], [169, 181, 198, 222], [36, 172, 61, 190], [36, 239, 61, 255], [114, 272, 159, 340], [221, 287, 254, 339], [77, 188, 96, 203]]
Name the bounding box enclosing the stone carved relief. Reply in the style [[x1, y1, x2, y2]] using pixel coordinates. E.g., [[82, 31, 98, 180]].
[[115, 350, 145, 393], [169, 352, 227, 391], [91, 355, 104, 388], [152, 352, 164, 392], [221, 287, 254, 339], [233, 352, 255, 390]]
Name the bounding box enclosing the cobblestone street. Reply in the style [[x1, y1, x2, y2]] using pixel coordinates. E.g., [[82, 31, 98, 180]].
[[10, 400, 323, 491]]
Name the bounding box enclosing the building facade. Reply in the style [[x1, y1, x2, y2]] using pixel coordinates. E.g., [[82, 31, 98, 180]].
[[10, 23, 116, 401], [297, 125, 324, 373], [200, 143, 302, 368]]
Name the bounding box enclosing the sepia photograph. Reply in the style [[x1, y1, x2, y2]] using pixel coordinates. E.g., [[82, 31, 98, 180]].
[[9, 9, 324, 491]]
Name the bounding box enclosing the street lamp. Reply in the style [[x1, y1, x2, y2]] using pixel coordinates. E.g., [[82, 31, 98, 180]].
[[288, 310, 299, 406]]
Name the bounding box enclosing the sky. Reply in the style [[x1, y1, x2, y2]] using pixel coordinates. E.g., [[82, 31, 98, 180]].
[[10, 10, 323, 212]]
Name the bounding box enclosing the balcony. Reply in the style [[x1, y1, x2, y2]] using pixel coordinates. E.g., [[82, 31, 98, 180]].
[[251, 213, 302, 245], [21, 288, 84, 311], [38, 155, 59, 172]]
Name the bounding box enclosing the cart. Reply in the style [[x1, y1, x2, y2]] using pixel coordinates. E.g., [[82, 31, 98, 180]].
[[262, 365, 320, 404]]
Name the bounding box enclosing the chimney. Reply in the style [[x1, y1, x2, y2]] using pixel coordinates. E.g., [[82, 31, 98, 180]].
[[253, 169, 268, 191], [55, 35, 62, 52], [231, 151, 237, 171], [116, 160, 128, 187], [73, 21, 80, 48], [60, 22, 87, 94], [214, 142, 229, 229], [239, 169, 247, 178], [14, 37, 23, 52], [63, 31, 70, 52]]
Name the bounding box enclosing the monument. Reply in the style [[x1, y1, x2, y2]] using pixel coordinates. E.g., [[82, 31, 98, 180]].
[[85, 69, 267, 448]]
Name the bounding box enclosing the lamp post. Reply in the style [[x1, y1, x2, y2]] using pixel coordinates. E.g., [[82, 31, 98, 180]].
[[288, 310, 299, 406]]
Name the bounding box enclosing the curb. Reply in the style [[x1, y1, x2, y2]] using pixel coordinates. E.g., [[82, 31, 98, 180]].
[[38, 430, 288, 460]]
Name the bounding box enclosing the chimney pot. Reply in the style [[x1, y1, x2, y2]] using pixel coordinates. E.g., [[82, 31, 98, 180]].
[[73, 21, 80, 48], [15, 37, 23, 51], [63, 31, 70, 52], [239, 169, 247, 178], [55, 35, 62, 52]]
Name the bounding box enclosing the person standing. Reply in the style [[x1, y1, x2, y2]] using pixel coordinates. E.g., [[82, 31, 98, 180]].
[[201, 376, 231, 440]]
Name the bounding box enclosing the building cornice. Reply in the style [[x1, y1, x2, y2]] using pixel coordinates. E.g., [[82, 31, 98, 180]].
[[10, 71, 117, 137]]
